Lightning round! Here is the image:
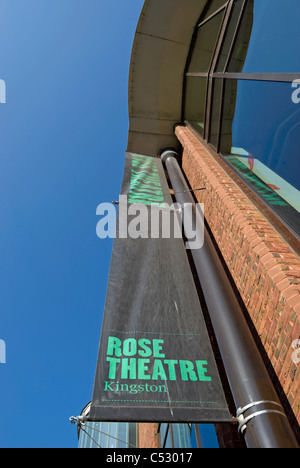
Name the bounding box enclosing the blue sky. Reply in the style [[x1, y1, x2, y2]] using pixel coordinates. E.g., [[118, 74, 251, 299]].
[[0, 0, 220, 449], [0, 0, 144, 448]]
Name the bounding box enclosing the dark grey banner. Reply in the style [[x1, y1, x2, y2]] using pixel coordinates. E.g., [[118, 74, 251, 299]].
[[89, 153, 230, 422]]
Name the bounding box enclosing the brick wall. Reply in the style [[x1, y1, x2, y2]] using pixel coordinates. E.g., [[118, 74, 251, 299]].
[[175, 125, 300, 439], [137, 423, 160, 448]]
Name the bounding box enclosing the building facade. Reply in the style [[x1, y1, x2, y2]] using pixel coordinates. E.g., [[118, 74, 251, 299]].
[[77, 403, 218, 448], [126, 0, 299, 448], [77, 403, 138, 449], [78, 0, 299, 449]]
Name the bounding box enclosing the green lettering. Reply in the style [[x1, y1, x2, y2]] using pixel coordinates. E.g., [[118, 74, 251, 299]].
[[121, 358, 136, 379], [158, 385, 167, 393], [153, 339, 165, 358], [179, 360, 198, 381], [138, 358, 151, 380], [106, 357, 120, 379], [123, 338, 137, 357], [104, 381, 114, 391], [164, 360, 178, 380], [196, 360, 212, 381], [129, 384, 138, 394], [138, 338, 152, 357], [152, 359, 167, 380], [107, 336, 122, 357]]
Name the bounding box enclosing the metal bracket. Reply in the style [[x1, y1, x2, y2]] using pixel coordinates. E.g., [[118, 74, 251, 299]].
[[236, 401, 288, 434], [69, 415, 86, 428]]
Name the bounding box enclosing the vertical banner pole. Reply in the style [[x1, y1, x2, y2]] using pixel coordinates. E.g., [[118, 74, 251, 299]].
[[90, 152, 230, 424], [161, 149, 299, 448]]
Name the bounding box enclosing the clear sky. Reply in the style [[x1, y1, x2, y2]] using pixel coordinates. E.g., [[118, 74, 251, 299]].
[[0, 0, 219, 449], [0, 0, 144, 448]]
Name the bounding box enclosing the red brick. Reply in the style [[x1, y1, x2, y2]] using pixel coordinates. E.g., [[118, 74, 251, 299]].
[[177, 125, 300, 428]]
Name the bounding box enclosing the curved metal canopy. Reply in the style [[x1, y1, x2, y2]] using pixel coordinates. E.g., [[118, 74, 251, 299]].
[[127, 0, 207, 157]]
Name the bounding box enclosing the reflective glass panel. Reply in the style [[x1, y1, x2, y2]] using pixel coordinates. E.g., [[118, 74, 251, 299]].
[[109, 422, 118, 448], [184, 76, 207, 135], [215, 0, 244, 72], [129, 423, 137, 448], [198, 425, 219, 448], [160, 424, 173, 448], [220, 79, 300, 233], [78, 422, 136, 449], [172, 424, 193, 448], [100, 422, 109, 448], [226, 0, 254, 73], [201, 0, 228, 22], [188, 11, 224, 73], [209, 78, 223, 148], [118, 423, 128, 448], [227, 0, 300, 73]]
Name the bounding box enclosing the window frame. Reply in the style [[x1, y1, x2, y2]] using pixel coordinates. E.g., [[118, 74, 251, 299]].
[[183, 0, 300, 241]]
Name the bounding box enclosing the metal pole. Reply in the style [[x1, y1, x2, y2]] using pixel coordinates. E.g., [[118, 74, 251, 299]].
[[161, 149, 299, 449]]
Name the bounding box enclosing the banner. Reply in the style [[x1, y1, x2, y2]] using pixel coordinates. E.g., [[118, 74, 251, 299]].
[[89, 153, 230, 422]]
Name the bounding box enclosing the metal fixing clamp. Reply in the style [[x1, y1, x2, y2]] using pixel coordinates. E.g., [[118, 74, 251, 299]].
[[236, 400, 288, 435], [69, 415, 86, 428]]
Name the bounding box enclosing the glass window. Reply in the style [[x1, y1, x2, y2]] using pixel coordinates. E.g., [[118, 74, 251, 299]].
[[172, 424, 193, 448], [160, 423, 167, 447], [109, 422, 118, 448], [160, 423, 172, 448], [220, 79, 300, 233], [117, 423, 128, 448], [228, 0, 300, 73], [100, 422, 109, 448], [201, 0, 228, 22], [215, 0, 244, 72], [160, 424, 194, 448], [184, 0, 300, 235], [226, 0, 254, 73], [188, 11, 224, 73], [198, 425, 219, 448], [184, 76, 207, 136], [128, 423, 137, 448], [209, 78, 223, 148], [190, 424, 219, 447], [78, 422, 136, 449], [78, 422, 101, 448]]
